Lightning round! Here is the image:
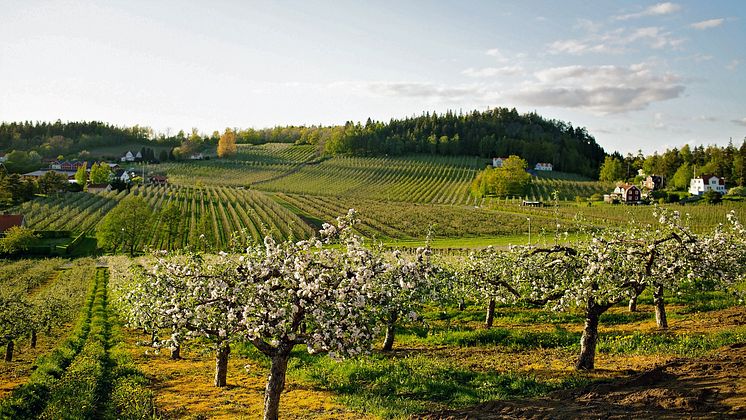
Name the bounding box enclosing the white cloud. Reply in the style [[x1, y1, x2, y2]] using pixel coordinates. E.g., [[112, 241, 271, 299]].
[[462, 66, 523, 78], [615, 2, 681, 20], [510, 63, 685, 113], [574, 18, 602, 33], [680, 53, 713, 62], [726, 59, 741, 70], [733, 117, 746, 127], [337, 81, 484, 102], [690, 18, 724, 30], [548, 26, 683, 55], [653, 112, 666, 129], [484, 48, 509, 62]]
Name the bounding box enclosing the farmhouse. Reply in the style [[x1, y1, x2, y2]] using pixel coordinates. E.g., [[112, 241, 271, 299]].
[[644, 175, 663, 190], [492, 157, 508, 168], [115, 169, 136, 183], [190, 152, 205, 160], [121, 151, 136, 162], [149, 175, 168, 185], [0, 214, 25, 235], [534, 163, 553, 171], [610, 183, 642, 204], [689, 175, 726, 196], [46, 160, 86, 170]]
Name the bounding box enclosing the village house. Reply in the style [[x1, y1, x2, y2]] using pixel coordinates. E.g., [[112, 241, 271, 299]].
[[689, 175, 726, 196], [190, 152, 205, 160], [609, 183, 642, 204], [121, 151, 136, 162], [644, 175, 663, 190], [0, 214, 25, 235], [148, 175, 168, 185], [492, 157, 507, 168], [115, 169, 136, 183], [534, 162, 553, 171]]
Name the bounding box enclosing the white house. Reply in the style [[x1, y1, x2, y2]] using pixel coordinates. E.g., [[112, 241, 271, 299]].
[[120, 151, 135, 162], [0, 153, 6, 163], [534, 162, 553, 171], [689, 175, 726, 196], [190, 153, 204, 160], [135, 151, 143, 160], [492, 157, 507, 168]]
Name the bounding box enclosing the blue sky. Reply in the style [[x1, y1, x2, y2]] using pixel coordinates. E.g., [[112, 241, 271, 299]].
[[1, 0, 744, 154]]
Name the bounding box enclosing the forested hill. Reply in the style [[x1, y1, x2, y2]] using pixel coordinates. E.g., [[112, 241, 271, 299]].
[[0, 121, 175, 156], [1, 108, 607, 178], [324, 108, 607, 178]]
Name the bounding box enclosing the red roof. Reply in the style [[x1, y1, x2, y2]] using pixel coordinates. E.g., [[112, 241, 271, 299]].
[[699, 175, 725, 185], [0, 215, 25, 233]]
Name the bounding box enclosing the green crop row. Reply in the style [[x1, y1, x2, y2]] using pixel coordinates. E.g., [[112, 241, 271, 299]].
[[0, 267, 154, 420]]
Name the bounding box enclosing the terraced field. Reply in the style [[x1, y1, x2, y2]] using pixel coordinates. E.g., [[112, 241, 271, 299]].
[[257, 154, 484, 204], [235, 143, 317, 163], [10, 185, 315, 249], [527, 176, 614, 201], [128, 184, 314, 248], [272, 193, 580, 240], [12, 190, 126, 232]]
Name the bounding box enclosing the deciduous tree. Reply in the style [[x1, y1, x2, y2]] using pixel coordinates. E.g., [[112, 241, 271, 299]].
[[217, 128, 237, 158]]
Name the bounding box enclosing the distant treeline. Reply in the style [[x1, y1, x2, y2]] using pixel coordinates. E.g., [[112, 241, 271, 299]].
[[606, 141, 746, 188], [2, 109, 608, 177], [0, 121, 180, 158]]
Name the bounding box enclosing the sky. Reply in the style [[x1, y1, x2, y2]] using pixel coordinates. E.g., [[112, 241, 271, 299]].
[[1, 0, 745, 154]]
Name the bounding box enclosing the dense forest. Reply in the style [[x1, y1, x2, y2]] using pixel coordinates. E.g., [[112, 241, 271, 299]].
[[0, 121, 173, 155], [324, 108, 606, 178]]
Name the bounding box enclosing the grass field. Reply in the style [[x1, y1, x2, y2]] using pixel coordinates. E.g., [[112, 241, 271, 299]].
[[116, 288, 745, 418]]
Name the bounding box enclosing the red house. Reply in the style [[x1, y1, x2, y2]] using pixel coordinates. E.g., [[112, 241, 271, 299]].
[[0, 215, 25, 235], [621, 184, 641, 203]]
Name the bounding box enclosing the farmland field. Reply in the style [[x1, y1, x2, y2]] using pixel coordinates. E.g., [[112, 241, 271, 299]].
[[3, 146, 746, 420], [116, 286, 746, 418]]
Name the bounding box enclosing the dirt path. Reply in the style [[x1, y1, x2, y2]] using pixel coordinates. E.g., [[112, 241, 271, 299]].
[[418, 343, 746, 419]]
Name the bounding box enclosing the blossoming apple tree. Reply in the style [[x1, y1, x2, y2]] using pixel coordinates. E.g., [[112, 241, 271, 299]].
[[114, 210, 436, 420]]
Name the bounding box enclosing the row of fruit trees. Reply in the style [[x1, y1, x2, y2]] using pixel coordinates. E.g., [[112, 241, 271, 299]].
[[108, 208, 746, 420]]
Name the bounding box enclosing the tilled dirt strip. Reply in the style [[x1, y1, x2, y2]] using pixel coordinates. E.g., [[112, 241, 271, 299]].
[[417, 343, 746, 419]]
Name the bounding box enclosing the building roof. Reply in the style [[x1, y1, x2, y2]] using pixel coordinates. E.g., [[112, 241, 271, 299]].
[[697, 174, 725, 184], [0, 215, 25, 233], [23, 169, 78, 178]]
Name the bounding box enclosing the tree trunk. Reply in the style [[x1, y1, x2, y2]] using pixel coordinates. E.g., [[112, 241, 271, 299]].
[[485, 299, 496, 329], [458, 298, 466, 311], [263, 352, 290, 420], [31, 330, 37, 349], [5, 340, 14, 362], [653, 283, 668, 330], [576, 310, 600, 370], [628, 295, 638, 312], [214, 342, 230, 387], [382, 311, 398, 351], [170, 344, 181, 360]]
